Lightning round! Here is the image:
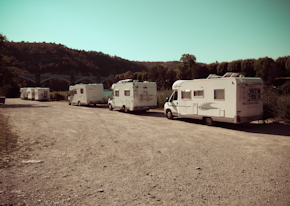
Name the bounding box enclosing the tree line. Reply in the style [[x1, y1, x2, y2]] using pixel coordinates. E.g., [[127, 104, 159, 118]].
[[114, 54, 290, 91], [1, 34, 290, 97]]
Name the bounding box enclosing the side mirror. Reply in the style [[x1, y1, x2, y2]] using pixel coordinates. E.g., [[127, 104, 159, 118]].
[[166, 97, 169, 102]]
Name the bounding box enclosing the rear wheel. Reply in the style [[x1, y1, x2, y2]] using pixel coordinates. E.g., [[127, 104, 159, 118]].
[[203, 117, 214, 126], [166, 110, 173, 120], [122, 105, 128, 113]]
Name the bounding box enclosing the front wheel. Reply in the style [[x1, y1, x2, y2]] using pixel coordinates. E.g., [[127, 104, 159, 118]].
[[203, 117, 214, 126], [109, 104, 113, 111], [166, 110, 174, 120]]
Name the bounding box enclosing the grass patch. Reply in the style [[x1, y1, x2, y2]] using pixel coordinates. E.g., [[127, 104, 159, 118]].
[[0, 112, 18, 168], [50, 91, 69, 101]]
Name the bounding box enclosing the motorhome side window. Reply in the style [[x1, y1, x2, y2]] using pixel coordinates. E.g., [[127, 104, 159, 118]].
[[80, 88, 84, 94], [115, 90, 119, 97], [181, 90, 191, 100], [249, 88, 261, 100], [194, 90, 204, 98], [124, 89, 130, 96], [214, 89, 225, 100]]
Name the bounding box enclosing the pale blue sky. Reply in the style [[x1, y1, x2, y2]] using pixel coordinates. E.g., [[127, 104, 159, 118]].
[[1, 0, 290, 64]]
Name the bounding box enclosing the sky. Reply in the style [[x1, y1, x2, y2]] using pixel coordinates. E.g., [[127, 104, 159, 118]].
[[0, 0, 290, 64]]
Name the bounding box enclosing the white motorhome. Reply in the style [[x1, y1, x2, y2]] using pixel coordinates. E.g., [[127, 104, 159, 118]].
[[20, 88, 28, 100], [27, 87, 35, 100], [34, 87, 50, 101], [164, 73, 264, 125], [108, 79, 157, 112], [68, 83, 104, 106]]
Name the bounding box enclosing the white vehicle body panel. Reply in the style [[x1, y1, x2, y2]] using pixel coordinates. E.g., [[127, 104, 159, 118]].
[[34, 87, 50, 101], [108, 80, 157, 111], [20, 88, 29, 100], [69, 84, 104, 106], [27, 87, 35, 100], [164, 73, 264, 124]]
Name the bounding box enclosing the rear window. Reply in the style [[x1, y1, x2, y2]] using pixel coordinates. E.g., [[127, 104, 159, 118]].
[[249, 88, 261, 100], [124, 90, 130, 96]]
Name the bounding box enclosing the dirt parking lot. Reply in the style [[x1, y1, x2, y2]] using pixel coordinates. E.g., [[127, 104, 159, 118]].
[[0, 98, 290, 205]]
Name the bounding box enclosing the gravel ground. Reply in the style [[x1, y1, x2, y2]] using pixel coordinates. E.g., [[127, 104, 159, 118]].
[[0, 98, 290, 205]]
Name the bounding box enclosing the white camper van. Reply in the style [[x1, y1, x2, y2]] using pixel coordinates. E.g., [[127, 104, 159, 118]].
[[108, 79, 157, 112], [164, 73, 264, 125], [35, 87, 50, 101], [20, 88, 28, 100], [27, 87, 35, 100], [68, 83, 104, 106]]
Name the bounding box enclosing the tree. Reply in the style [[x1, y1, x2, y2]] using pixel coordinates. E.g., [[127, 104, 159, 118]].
[[241, 59, 255, 77], [216, 62, 228, 75], [180, 54, 196, 67], [276, 56, 289, 76], [254, 57, 280, 85], [207, 63, 218, 74], [177, 54, 197, 80], [165, 68, 177, 89], [285, 56, 290, 76], [227, 60, 242, 73]]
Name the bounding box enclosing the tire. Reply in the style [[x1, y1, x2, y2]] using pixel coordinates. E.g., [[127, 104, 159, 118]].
[[203, 117, 214, 126], [122, 105, 129, 113], [166, 110, 173, 120], [78, 101, 81, 106], [109, 104, 113, 111]]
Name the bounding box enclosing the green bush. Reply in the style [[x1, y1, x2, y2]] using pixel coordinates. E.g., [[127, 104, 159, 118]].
[[157, 90, 173, 108], [277, 96, 290, 122], [263, 87, 290, 122], [263, 87, 279, 120], [50, 91, 69, 101]]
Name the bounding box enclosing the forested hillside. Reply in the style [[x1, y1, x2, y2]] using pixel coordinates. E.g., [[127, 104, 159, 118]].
[[1, 34, 290, 96]]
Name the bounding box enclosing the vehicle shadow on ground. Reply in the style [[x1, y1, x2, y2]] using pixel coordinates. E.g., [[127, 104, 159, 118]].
[[78, 104, 108, 108], [132, 111, 166, 118], [0, 104, 49, 108], [178, 118, 290, 137]]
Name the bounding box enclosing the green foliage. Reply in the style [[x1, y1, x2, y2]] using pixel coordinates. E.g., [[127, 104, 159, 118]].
[[263, 87, 290, 122], [157, 90, 173, 108], [277, 96, 290, 122], [227, 60, 242, 72], [217, 62, 228, 75], [50, 91, 68, 101], [206, 63, 218, 74], [254, 57, 280, 85], [263, 87, 279, 120], [241, 59, 255, 77]]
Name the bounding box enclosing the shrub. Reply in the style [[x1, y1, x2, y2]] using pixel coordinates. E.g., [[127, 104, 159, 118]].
[[157, 90, 173, 108], [50, 91, 68, 101], [277, 96, 290, 122], [263, 87, 279, 120]]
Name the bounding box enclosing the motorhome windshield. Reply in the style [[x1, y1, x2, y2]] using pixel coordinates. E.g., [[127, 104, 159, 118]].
[[169, 91, 178, 102]]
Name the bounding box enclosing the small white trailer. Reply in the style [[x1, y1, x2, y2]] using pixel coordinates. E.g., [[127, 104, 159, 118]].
[[34, 87, 50, 101], [108, 79, 157, 112], [68, 83, 104, 106], [164, 73, 264, 125], [27, 87, 35, 100], [20, 88, 29, 100]]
